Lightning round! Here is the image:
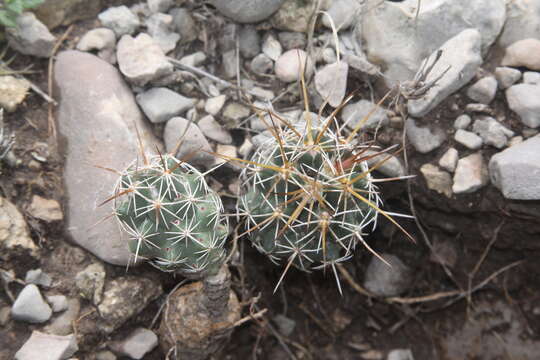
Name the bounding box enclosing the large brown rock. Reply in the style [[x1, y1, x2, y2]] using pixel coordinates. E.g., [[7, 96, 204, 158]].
[[34, 0, 103, 29]]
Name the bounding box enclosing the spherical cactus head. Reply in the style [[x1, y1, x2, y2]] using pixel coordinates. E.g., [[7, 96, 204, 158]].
[[113, 153, 228, 279], [239, 114, 385, 288]]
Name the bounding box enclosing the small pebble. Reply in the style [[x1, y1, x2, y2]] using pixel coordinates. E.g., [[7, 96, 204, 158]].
[[274, 49, 314, 83], [205, 95, 226, 115], [438, 147, 459, 173], [494, 67, 521, 89], [452, 153, 489, 194], [11, 284, 52, 323], [454, 114, 472, 130], [454, 129, 483, 150], [25, 268, 52, 287], [250, 53, 274, 75], [262, 34, 282, 61], [466, 76, 497, 104]]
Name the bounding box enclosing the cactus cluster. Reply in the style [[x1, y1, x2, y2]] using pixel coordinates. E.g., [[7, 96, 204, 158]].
[[111, 153, 228, 279]]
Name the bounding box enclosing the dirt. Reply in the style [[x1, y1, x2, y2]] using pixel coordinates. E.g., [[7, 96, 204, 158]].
[[1, 2, 540, 360]]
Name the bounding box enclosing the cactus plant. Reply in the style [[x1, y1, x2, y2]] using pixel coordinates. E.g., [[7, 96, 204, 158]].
[[110, 152, 228, 279]]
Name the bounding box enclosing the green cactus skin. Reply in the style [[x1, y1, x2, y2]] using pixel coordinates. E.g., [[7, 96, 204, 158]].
[[239, 115, 384, 290], [113, 153, 228, 278]]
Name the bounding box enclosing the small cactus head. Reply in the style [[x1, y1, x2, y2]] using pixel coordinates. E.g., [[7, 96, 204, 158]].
[[111, 153, 228, 279]]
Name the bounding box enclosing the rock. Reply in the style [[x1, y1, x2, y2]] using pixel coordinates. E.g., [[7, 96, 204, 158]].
[[170, 8, 197, 44], [322, 0, 361, 30], [214, 144, 238, 168], [499, 0, 540, 48], [35, 0, 102, 29], [342, 99, 389, 130], [454, 114, 472, 130], [452, 153, 488, 194], [11, 284, 52, 323], [164, 117, 214, 167], [251, 54, 274, 75], [238, 25, 261, 58], [239, 138, 254, 158], [275, 49, 314, 82], [271, 0, 317, 32], [523, 128, 540, 138], [113, 328, 158, 360], [405, 118, 446, 154], [0, 197, 38, 258], [361, 0, 505, 84], [494, 67, 521, 89], [179, 51, 207, 67], [438, 147, 458, 173], [98, 276, 162, 333], [501, 38, 540, 71], [364, 150, 405, 178], [278, 32, 306, 50], [6, 12, 55, 58], [198, 115, 233, 144], [76, 28, 117, 64], [387, 349, 414, 360], [252, 131, 273, 148], [145, 13, 180, 54], [454, 129, 483, 150], [25, 269, 52, 288], [466, 76, 497, 104], [465, 103, 494, 115], [43, 299, 80, 336], [136, 87, 195, 123], [315, 62, 349, 107], [46, 295, 69, 313], [489, 136, 540, 200], [505, 84, 540, 128], [0, 75, 30, 112], [117, 33, 173, 86], [221, 49, 237, 79], [274, 314, 296, 337], [98, 6, 140, 37], [408, 29, 483, 117], [223, 102, 251, 127], [364, 254, 412, 297], [508, 136, 523, 147], [0, 306, 10, 326], [96, 351, 117, 360], [75, 263, 106, 305], [148, 0, 173, 13], [262, 34, 282, 61], [420, 164, 453, 198], [15, 332, 77, 360], [321, 48, 337, 64], [250, 87, 275, 101], [54, 50, 161, 266], [472, 116, 514, 149], [523, 71, 540, 85], [205, 95, 226, 116], [211, 0, 284, 23], [27, 195, 63, 222], [342, 53, 380, 76]]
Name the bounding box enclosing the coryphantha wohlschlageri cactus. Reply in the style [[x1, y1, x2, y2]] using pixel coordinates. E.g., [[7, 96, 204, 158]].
[[105, 151, 228, 279], [228, 99, 414, 292]]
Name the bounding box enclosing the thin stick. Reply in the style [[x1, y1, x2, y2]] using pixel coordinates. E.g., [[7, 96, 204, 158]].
[[233, 308, 268, 328], [336, 264, 374, 297]]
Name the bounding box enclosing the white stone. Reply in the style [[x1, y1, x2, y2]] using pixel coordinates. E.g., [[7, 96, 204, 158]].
[[405, 118, 446, 153], [523, 71, 540, 85], [116, 328, 157, 360], [274, 49, 314, 83], [211, 0, 284, 23], [472, 116, 514, 149], [98, 6, 140, 37], [438, 148, 459, 173], [505, 84, 540, 128], [466, 76, 498, 104], [15, 332, 77, 360], [198, 115, 233, 144], [501, 38, 540, 71], [494, 67, 521, 89], [6, 12, 56, 58], [11, 285, 52, 323], [205, 95, 226, 115], [420, 164, 453, 198], [452, 153, 488, 194], [454, 129, 483, 150], [136, 87, 195, 123], [314, 62, 349, 107], [454, 114, 472, 130], [164, 117, 213, 167], [342, 99, 389, 130], [322, 0, 361, 31], [262, 34, 282, 61]]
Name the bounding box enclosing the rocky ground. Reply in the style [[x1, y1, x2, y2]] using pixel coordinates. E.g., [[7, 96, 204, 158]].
[[1, 0, 540, 359]]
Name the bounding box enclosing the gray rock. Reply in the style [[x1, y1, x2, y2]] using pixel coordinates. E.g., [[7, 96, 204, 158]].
[[452, 152, 489, 194], [472, 116, 514, 149], [145, 13, 180, 54], [117, 33, 174, 86], [211, 0, 284, 23], [98, 276, 162, 333], [6, 12, 55, 58], [342, 99, 389, 130], [76, 27, 116, 53], [315, 62, 349, 108], [498, 0, 540, 48], [0, 75, 30, 112], [387, 349, 414, 360], [43, 299, 80, 336], [252, 131, 273, 148], [239, 25, 261, 58], [148, 0, 173, 13], [11, 284, 52, 323], [271, 0, 318, 32], [454, 114, 472, 130], [505, 84, 540, 128], [278, 32, 306, 50], [420, 164, 453, 198], [438, 147, 458, 173], [0, 197, 38, 258], [15, 331, 77, 360], [405, 118, 446, 153], [364, 150, 405, 178], [408, 29, 483, 117], [34, 0, 103, 30], [222, 49, 237, 79], [250, 87, 275, 101], [170, 8, 197, 44], [223, 102, 251, 126], [494, 67, 521, 89], [361, 0, 505, 84], [114, 328, 158, 360], [489, 136, 540, 200], [364, 253, 412, 297], [136, 87, 195, 123], [466, 76, 498, 104], [251, 53, 274, 75], [25, 269, 52, 288], [75, 263, 106, 305], [523, 71, 540, 85], [342, 53, 380, 76], [198, 115, 233, 144], [179, 51, 207, 67], [321, 47, 337, 64], [54, 50, 161, 266], [46, 295, 68, 313], [205, 95, 226, 116], [98, 6, 140, 37], [502, 38, 540, 71], [322, 0, 361, 30], [164, 117, 214, 167], [262, 34, 282, 61], [273, 314, 296, 337], [96, 350, 117, 360], [454, 129, 483, 150], [274, 49, 314, 83]]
